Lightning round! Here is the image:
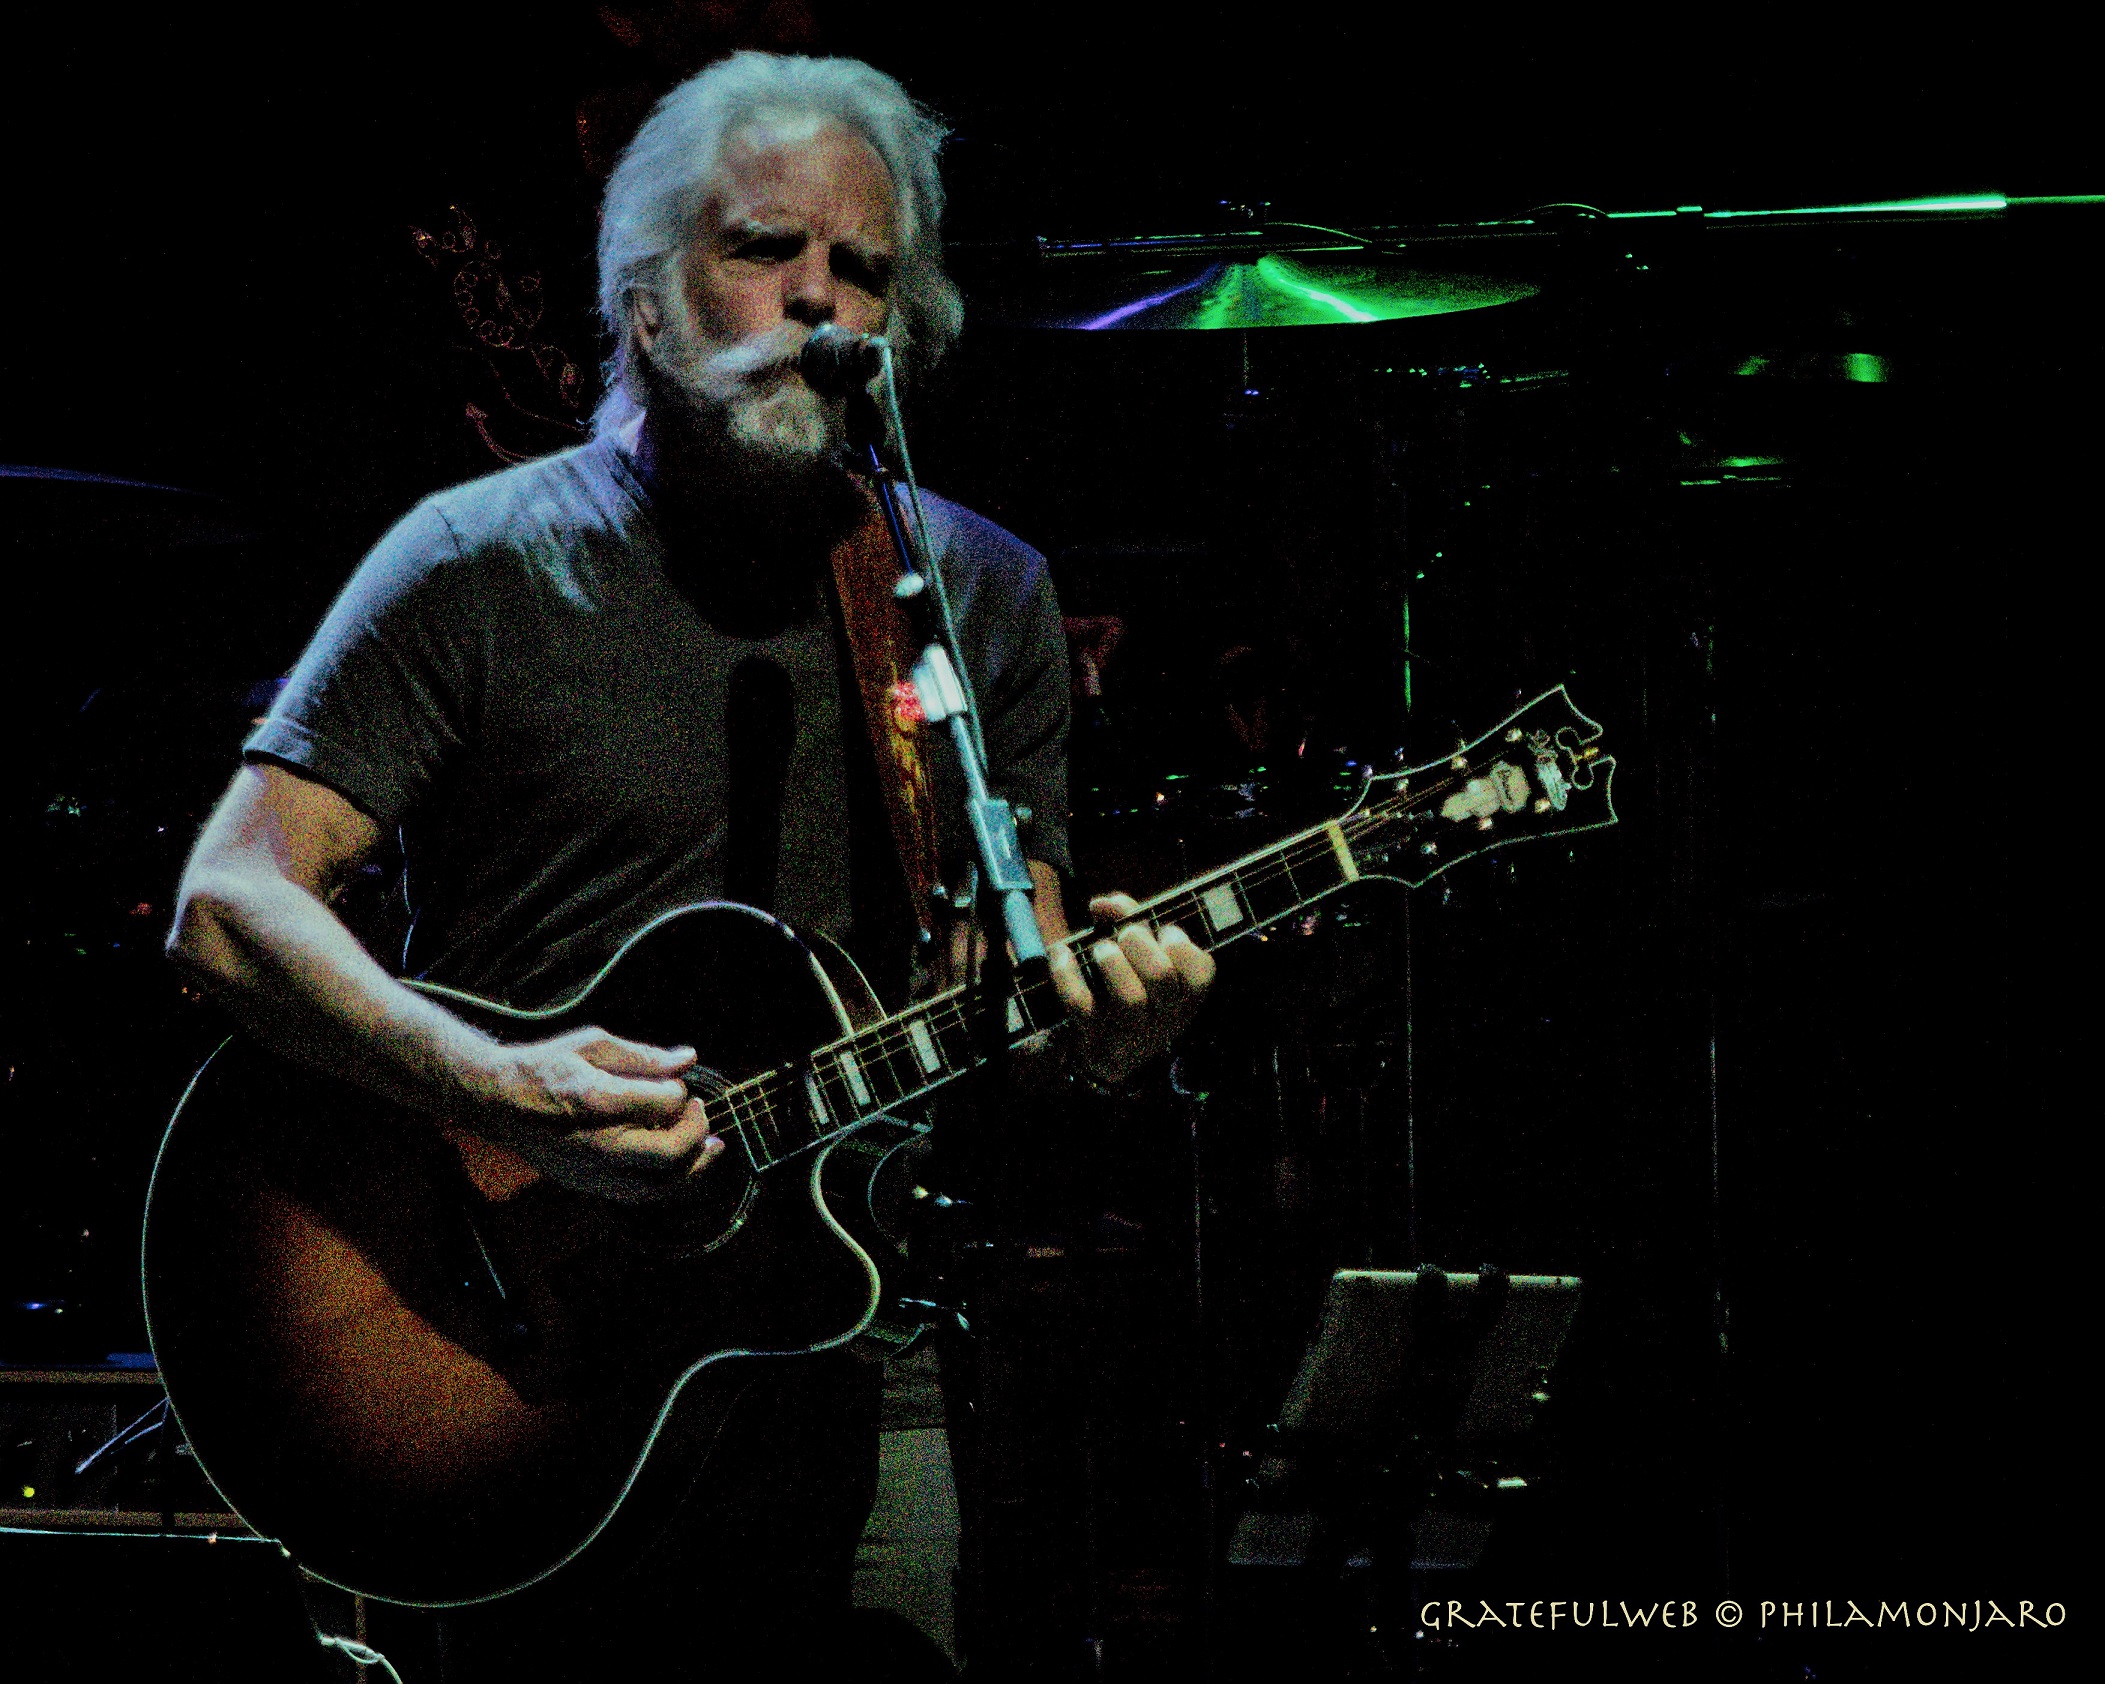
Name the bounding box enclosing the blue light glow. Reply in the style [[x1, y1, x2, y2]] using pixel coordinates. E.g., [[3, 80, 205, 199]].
[[1077, 269, 1216, 330]]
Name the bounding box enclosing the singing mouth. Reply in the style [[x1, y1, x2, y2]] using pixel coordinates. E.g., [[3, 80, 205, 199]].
[[751, 343, 819, 394]]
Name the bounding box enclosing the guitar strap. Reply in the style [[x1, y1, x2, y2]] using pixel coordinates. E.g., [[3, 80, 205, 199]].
[[828, 500, 939, 941]]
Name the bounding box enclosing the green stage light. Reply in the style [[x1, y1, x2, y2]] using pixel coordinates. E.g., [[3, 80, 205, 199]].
[[1254, 256, 1377, 323], [1705, 194, 2007, 219]]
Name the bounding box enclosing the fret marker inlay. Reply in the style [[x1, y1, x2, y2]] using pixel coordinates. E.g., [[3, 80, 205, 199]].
[[838, 1051, 871, 1107], [907, 1018, 941, 1074], [1325, 820, 1360, 881], [803, 1072, 832, 1127], [1202, 882, 1245, 932]]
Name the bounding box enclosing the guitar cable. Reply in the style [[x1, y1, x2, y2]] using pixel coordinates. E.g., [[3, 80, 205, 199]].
[[316, 1632, 407, 1684]]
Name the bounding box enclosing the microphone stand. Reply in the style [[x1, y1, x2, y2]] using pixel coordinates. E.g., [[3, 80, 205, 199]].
[[842, 389, 1047, 1064]]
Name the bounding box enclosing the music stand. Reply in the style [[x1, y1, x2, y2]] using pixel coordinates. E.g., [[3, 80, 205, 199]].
[[1230, 1268, 1581, 1573]]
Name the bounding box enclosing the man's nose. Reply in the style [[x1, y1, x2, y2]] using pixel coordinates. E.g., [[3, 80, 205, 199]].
[[782, 252, 836, 327]]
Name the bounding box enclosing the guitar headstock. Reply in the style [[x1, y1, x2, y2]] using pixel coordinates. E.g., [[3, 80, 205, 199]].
[[1344, 685, 1618, 888]]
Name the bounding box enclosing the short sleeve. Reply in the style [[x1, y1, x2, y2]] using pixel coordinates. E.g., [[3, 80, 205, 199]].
[[244, 500, 488, 830]]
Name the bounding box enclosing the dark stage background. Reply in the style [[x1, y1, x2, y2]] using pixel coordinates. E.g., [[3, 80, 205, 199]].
[[2, 7, 2091, 1680]]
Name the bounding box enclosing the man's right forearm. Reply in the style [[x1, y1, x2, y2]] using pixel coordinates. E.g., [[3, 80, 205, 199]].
[[168, 864, 505, 1123], [164, 766, 710, 1200]]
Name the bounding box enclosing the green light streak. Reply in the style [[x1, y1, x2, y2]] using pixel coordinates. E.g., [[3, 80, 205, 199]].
[[1733, 352, 1891, 383], [1180, 257, 1534, 329], [1402, 593, 1413, 714], [1189, 270, 1250, 332], [1705, 194, 2006, 219], [1609, 192, 2051, 222], [1253, 255, 1374, 322]]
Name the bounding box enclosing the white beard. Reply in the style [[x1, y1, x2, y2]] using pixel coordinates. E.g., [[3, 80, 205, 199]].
[[642, 313, 841, 476]]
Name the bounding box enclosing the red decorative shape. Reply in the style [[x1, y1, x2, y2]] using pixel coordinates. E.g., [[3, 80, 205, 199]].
[[889, 679, 925, 729]]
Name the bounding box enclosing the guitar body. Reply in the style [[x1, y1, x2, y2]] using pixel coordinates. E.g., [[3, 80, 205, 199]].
[[143, 685, 1619, 1609], [143, 903, 910, 1606]]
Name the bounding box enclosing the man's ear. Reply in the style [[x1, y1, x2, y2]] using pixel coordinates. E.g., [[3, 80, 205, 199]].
[[631, 292, 665, 354]]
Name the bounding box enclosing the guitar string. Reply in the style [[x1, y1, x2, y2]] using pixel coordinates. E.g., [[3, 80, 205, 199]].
[[733, 837, 1376, 1162], [714, 738, 1590, 1163], [736, 729, 1600, 1161], [761, 824, 1349, 1117], [720, 773, 1479, 1163], [719, 783, 1453, 1164], [498, 769, 1487, 1165], [730, 807, 1439, 1162]]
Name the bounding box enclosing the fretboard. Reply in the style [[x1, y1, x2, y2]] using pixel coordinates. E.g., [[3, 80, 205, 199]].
[[708, 796, 1422, 1173]]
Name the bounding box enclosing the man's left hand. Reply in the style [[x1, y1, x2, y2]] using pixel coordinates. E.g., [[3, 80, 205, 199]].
[[1047, 892, 1216, 1088]]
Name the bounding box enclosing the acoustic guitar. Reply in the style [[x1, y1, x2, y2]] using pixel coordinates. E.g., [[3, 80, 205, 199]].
[[141, 685, 1616, 1605]]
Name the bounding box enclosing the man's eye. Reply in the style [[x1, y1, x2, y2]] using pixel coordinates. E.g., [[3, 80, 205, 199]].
[[834, 251, 893, 295], [734, 235, 802, 262]]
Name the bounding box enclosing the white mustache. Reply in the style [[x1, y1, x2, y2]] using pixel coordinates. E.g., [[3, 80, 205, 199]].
[[675, 322, 813, 393]]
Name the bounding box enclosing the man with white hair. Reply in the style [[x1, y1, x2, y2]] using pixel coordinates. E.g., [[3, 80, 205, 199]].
[[167, 49, 1211, 1678]]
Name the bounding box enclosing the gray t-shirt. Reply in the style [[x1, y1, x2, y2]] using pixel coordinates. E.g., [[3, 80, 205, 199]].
[[248, 436, 1070, 1007]]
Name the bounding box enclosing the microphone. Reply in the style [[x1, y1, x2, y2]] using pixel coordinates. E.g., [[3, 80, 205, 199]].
[[797, 324, 888, 395]]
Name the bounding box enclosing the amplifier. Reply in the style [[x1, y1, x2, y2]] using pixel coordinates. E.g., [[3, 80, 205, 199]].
[[0, 1365, 364, 1679], [0, 1365, 440, 1680], [0, 1362, 241, 1532]]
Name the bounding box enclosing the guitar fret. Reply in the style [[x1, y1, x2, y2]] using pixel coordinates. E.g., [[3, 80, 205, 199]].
[[1242, 858, 1301, 923], [758, 1081, 796, 1158], [795, 1082, 827, 1149], [712, 1099, 760, 1169], [867, 1034, 917, 1102], [1018, 974, 1061, 1032], [1075, 944, 1106, 997], [752, 1081, 788, 1155], [1298, 838, 1348, 893], [735, 1087, 779, 1167], [770, 1080, 808, 1152], [932, 1003, 974, 1072], [819, 1063, 859, 1125], [1162, 893, 1204, 939]]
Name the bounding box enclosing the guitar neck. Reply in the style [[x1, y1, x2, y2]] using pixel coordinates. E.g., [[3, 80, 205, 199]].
[[710, 680, 1617, 1172], [712, 809, 1381, 1172]]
